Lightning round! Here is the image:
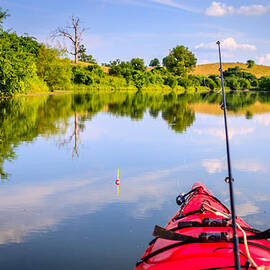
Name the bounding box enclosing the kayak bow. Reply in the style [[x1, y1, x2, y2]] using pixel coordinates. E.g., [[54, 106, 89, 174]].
[[135, 182, 270, 270]]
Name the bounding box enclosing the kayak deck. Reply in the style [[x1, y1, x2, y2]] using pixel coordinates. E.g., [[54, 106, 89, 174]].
[[135, 182, 270, 270]]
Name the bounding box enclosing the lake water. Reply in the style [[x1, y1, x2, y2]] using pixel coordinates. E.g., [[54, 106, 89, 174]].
[[0, 91, 270, 269]]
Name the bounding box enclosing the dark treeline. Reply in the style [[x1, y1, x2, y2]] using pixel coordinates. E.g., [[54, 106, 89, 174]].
[[1, 90, 270, 180], [1, 8, 270, 95]]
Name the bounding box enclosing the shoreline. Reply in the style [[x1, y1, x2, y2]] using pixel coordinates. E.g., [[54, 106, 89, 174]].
[[0, 90, 73, 99]]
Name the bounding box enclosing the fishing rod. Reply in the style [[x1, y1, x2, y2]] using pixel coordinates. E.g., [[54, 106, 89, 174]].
[[217, 40, 241, 270]]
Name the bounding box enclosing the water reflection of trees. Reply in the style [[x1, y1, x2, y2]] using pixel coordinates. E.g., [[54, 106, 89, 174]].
[[1, 91, 270, 180]]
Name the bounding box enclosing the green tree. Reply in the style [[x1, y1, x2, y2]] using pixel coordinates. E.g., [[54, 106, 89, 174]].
[[208, 75, 221, 89], [149, 58, 160, 67], [108, 59, 132, 77], [251, 79, 259, 88], [0, 32, 37, 95], [148, 73, 164, 85], [72, 65, 93, 85], [36, 45, 72, 90], [132, 71, 148, 90], [87, 64, 104, 77], [162, 45, 197, 76], [177, 77, 193, 89], [164, 75, 177, 89], [223, 66, 256, 81], [130, 58, 145, 71], [204, 78, 217, 90], [225, 77, 240, 90], [247, 59, 255, 68], [238, 78, 251, 90], [260, 77, 270, 90], [78, 44, 96, 64]]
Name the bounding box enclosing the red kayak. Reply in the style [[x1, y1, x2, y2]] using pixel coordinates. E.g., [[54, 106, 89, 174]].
[[135, 182, 270, 270]]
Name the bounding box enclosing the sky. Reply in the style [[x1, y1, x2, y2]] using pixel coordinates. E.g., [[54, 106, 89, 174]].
[[1, 0, 270, 65]]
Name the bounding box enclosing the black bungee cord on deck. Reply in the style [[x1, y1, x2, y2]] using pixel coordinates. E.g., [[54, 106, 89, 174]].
[[217, 40, 241, 270]]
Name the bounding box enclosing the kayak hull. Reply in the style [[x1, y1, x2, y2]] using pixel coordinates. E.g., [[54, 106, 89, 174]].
[[135, 182, 270, 270]]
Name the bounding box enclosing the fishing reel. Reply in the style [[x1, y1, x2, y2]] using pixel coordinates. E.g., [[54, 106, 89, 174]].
[[176, 193, 186, 206], [176, 187, 200, 206]]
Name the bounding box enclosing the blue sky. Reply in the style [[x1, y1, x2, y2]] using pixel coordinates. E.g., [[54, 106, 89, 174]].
[[1, 0, 270, 65]]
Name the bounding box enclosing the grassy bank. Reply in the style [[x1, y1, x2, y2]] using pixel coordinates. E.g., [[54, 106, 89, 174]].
[[191, 63, 270, 78]]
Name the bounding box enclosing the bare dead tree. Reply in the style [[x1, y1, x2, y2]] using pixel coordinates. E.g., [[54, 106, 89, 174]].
[[59, 112, 81, 158], [52, 16, 86, 63]]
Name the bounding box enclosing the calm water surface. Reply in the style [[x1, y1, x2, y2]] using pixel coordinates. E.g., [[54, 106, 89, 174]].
[[0, 91, 270, 269]]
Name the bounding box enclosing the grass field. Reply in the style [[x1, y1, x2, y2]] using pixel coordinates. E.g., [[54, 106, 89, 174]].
[[190, 63, 270, 78]]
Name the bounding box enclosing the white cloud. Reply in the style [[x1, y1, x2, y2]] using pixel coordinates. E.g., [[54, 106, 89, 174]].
[[237, 5, 269, 16], [195, 37, 256, 51], [205, 1, 270, 16], [205, 2, 234, 16], [256, 53, 270, 66]]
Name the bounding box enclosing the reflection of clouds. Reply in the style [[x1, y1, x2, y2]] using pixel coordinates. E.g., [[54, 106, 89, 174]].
[[254, 114, 270, 127], [0, 166, 189, 245], [201, 158, 267, 174], [236, 201, 259, 217], [201, 159, 225, 174], [234, 160, 267, 173], [254, 194, 270, 202], [194, 127, 254, 140]]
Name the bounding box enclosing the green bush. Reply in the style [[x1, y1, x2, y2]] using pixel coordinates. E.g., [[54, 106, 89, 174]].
[[0, 32, 38, 95], [177, 77, 193, 89], [72, 66, 93, 85], [148, 73, 164, 85], [223, 66, 256, 81], [36, 45, 72, 90], [259, 77, 270, 90], [132, 71, 149, 90], [150, 66, 169, 76], [87, 64, 104, 77], [204, 78, 217, 90], [108, 59, 133, 78], [238, 78, 251, 90], [164, 75, 178, 89], [225, 77, 240, 90], [251, 79, 259, 88], [188, 75, 202, 87], [208, 75, 221, 89]]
